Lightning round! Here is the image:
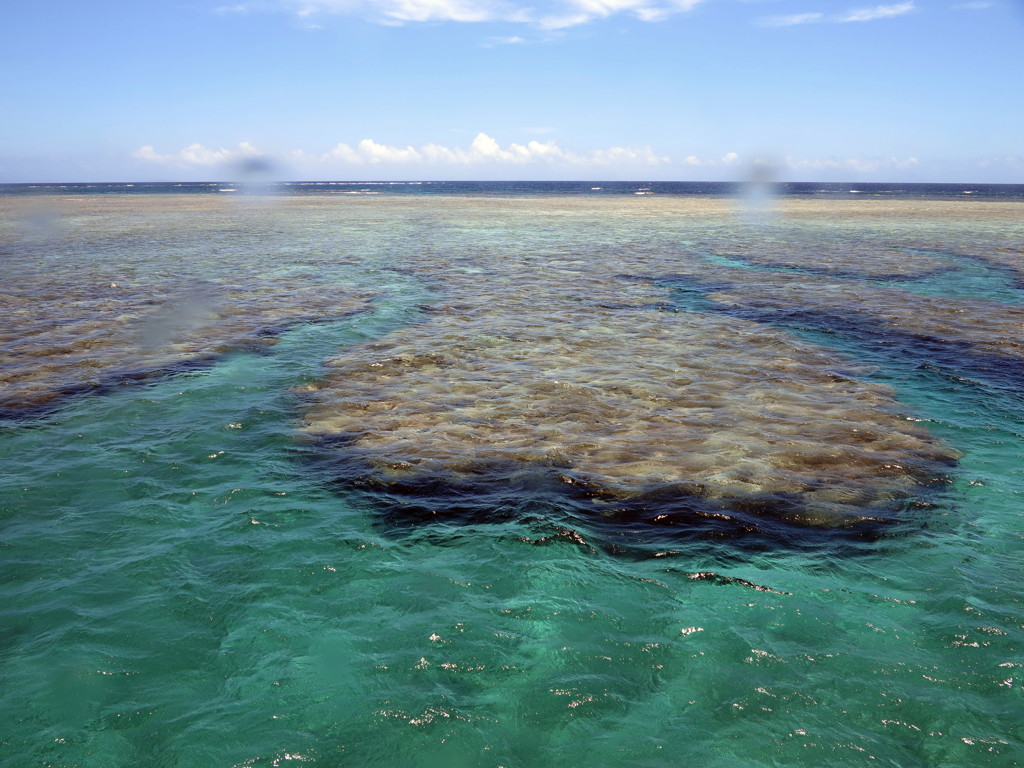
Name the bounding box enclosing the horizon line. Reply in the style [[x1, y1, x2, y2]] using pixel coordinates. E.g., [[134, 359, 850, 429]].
[[2, 179, 1022, 187]]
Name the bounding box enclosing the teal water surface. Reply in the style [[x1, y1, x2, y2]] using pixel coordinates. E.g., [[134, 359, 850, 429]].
[[1, 193, 1022, 768]]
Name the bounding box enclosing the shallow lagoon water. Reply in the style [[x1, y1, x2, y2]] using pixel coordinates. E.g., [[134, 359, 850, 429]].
[[1, 187, 1022, 767]]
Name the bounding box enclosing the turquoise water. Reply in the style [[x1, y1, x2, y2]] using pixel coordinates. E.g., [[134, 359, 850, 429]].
[[1, 193, 1022, 767]]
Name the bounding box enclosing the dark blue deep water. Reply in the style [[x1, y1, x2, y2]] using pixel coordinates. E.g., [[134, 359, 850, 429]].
[[3, 180, 1024, 199]]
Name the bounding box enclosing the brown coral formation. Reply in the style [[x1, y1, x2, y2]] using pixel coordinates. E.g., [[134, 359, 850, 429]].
[[711, 198, 1024, 282], [706, 232, 953, 279], [0, 275, 375, 413], [667, 264, 1024, 364], [301, 201, 969, 527], [0, 196, 376, 414], [667, 200, 1024, 364]]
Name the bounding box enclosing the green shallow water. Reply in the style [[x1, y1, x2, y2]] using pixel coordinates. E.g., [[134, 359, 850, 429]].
[[1, 194, 1022, 767]]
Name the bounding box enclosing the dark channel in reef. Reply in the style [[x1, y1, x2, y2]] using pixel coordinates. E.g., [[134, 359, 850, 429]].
[[304, 438, 954, 558], [657, 269, 1024, 392]]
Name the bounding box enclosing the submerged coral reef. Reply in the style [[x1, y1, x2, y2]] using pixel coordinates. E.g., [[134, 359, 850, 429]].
[[1, 196, 376, 414], [8, 193, 1018, 533], [300, 197, 996, 531]]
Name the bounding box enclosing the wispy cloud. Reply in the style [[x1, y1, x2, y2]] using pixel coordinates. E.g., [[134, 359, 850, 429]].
[[482, 34, 525, 46], [760, 12, 824, 26], [786, 155, 920, 173], [760, 2, 914, 26], [264, 0, 707, 28], [292, 0, 502, 24], [977, 155, 1023, 170], [214, 4, 251, 14], [839, 2, 914, 22], [132, 142, 264, 166], [535, 0, 705, 29]]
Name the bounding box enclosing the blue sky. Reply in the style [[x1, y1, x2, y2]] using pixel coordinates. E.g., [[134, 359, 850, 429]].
[[2, 0, 1021, 182]]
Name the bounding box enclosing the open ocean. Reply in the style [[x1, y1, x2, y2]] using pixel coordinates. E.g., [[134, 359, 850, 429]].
[[1, 181, 1022, 767]]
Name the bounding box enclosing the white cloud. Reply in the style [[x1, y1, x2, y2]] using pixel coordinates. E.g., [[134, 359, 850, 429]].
[[590, 145, 672, 165], [355, 138, 423, 163], [138, 134, 672, 170], [760, 12, 824, 26], [537, 0, 707, 27], [132, 142, 263, 166], [785, 155, 920, 173], [273, 0, 707, 27], [289, 0, 502, 23], [314, 132, 669, 166], [483, 34, 525, 45], [839, 2, 914, 22], [760, 2, 913, 26], [537, 0, 685, 28], [134, 139, 935, 180], [977, 155, 1023, 169]]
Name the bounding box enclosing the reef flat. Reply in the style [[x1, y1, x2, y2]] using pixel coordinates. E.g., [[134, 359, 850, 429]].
[[299, 197, 997, 531], [1, 196, 377, 414]]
